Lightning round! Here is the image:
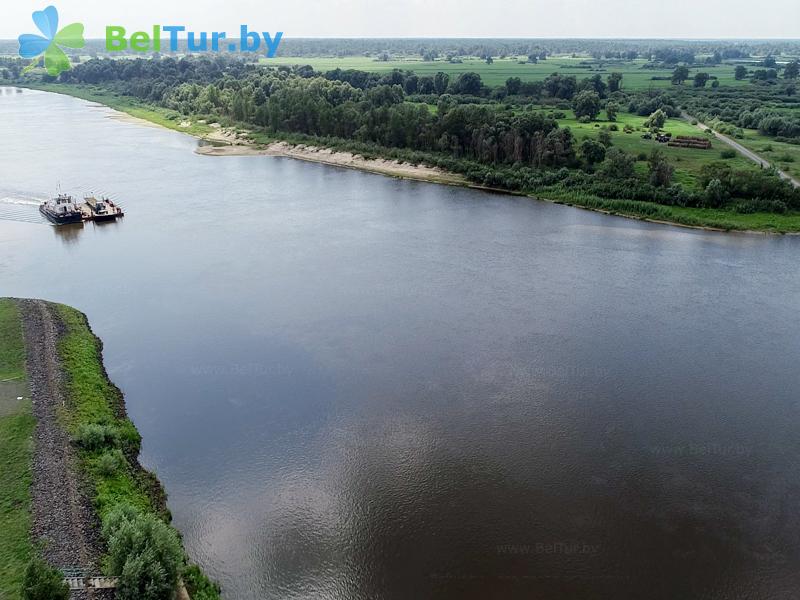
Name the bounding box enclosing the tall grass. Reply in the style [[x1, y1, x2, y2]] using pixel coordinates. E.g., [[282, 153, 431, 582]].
[[0, 299, 35, 600]]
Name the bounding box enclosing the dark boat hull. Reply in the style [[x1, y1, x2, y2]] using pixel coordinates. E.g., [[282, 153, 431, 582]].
[[39, 204, 83, 225]]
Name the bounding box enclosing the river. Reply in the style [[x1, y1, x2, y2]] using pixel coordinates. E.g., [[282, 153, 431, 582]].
[[1, 87, 799, 599]]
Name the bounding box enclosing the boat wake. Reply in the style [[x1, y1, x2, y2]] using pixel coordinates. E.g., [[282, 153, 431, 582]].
[[0, 196, 42, 206], [0, 197, 46, 224]]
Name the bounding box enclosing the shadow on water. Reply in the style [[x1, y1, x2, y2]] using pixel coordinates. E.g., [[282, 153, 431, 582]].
[[50, 221, 84, 245]]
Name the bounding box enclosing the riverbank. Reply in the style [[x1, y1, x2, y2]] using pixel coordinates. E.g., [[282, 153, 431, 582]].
[[18, 83, 800, 233], [197, 140, 468, 185], [0, 298, 219, 600]]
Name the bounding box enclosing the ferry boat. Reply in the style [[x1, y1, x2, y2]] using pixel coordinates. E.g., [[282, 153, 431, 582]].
[[39, 194, 83, 225], [84, 196, 123, 222]]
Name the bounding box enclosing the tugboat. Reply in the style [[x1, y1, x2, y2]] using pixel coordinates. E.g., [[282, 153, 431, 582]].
[[83, 195, 123, 222], [39, 193, 83, 225]]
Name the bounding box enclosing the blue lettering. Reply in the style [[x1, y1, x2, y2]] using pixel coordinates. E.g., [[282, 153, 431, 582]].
[[162, 25, 185, 51], [240, 25, 260, 51], [211, 31, 226, 51], [261, 32, 283, 57], [187, 31, 207, 51]]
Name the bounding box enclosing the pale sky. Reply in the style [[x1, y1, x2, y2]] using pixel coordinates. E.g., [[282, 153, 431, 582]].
[[3, 0, 799, 40]]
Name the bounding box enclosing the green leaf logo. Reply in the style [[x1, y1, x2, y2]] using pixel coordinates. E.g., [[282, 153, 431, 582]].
[[18, 6, 85, 76]]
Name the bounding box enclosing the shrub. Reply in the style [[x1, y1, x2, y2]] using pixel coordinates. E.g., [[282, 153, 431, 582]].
[[703, 178, 728, 208], [733, 199, 788, 214], [73, 423, 119, 451], [22, 558, 69, 600], [182, 565, 222, 600], [776, 154, 795, 163], [608, 124, 619, 131], [637, 152, 648, 161], [96, 448, 127, 477], [720, 149, 737, 159], [103, 504, 184, 600]]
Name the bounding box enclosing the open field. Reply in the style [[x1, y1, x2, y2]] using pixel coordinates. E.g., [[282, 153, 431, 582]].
[[736, 128, 800, 175], [269, 56, 750, 89], [0, 299, 35, 600], [551, 109, 759, 186]]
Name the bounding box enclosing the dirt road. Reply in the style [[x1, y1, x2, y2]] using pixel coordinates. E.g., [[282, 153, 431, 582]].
[[17, 299, 106, 598], [682, 112, 800, 188]]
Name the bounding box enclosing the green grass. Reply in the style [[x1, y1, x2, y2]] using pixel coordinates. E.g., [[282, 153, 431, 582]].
[[0, 299, 35, 600], [551, 109, 758, 186], [0, 300, 25, 382], [544, 191, 800, 232], [735, 128, 800, 175], [24, 83, 213, 138], [270, 56, 749, 90], [55, 304, 153, 522]]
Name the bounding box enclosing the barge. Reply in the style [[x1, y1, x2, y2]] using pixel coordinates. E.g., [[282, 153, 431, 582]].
[[82, 196, 124, 222], [39, 192, 124, 225]]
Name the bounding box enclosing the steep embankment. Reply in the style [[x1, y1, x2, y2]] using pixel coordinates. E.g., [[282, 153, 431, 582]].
[[2, 298, 219, 600]]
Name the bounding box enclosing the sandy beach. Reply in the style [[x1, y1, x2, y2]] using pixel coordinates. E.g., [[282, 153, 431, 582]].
[[196, 136, 467, 186]]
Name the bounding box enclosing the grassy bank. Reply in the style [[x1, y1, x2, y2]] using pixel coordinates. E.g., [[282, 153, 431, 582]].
[[54, 303, 220, 598], [23, 82, 800, 233], [0, 299, 35, 600], [25, 82, 213, 138]]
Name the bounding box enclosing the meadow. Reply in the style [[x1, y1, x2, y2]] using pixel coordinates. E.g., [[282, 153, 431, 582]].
[[550, 109, 758, 185], [269, 55, 750, 89], [0, 299, 35, 600]]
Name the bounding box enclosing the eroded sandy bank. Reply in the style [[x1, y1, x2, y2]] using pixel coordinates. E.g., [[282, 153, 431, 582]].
[[196, 138, 467, 186]]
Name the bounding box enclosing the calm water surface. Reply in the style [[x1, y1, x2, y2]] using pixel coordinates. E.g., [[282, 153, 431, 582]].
[[1, 87, 799, 599]]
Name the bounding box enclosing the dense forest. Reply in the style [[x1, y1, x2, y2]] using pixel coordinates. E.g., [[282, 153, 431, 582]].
[[3, 45, 800, 218]]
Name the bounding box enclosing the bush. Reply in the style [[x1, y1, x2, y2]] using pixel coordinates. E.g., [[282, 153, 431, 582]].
[[182, 565, 222, 600], [103, 504, 185, 600], [73, 423, 119, 451], [96, 448, 127, 477], [733, 198, 788, 214], [608, 124, 619, 131], [22, 558, 69, 600], [720, 149, 737, 159], [776, 154, 795, 163]]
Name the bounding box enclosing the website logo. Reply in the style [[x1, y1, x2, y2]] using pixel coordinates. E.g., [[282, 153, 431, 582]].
[[18, 6, 85, 76], [105, 26, 283, 57]]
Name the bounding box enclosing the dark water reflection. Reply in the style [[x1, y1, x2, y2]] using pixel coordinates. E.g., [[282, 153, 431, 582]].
[[1, 88, 799, 599]]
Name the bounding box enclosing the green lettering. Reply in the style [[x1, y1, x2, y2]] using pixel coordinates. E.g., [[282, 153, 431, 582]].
[[153, 25, 161, 52], [130, 31, 150, 52], [105, 26, 127, 52]]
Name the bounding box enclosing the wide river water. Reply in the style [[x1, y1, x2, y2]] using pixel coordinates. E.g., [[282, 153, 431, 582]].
[[1, 87, 799, 599]]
